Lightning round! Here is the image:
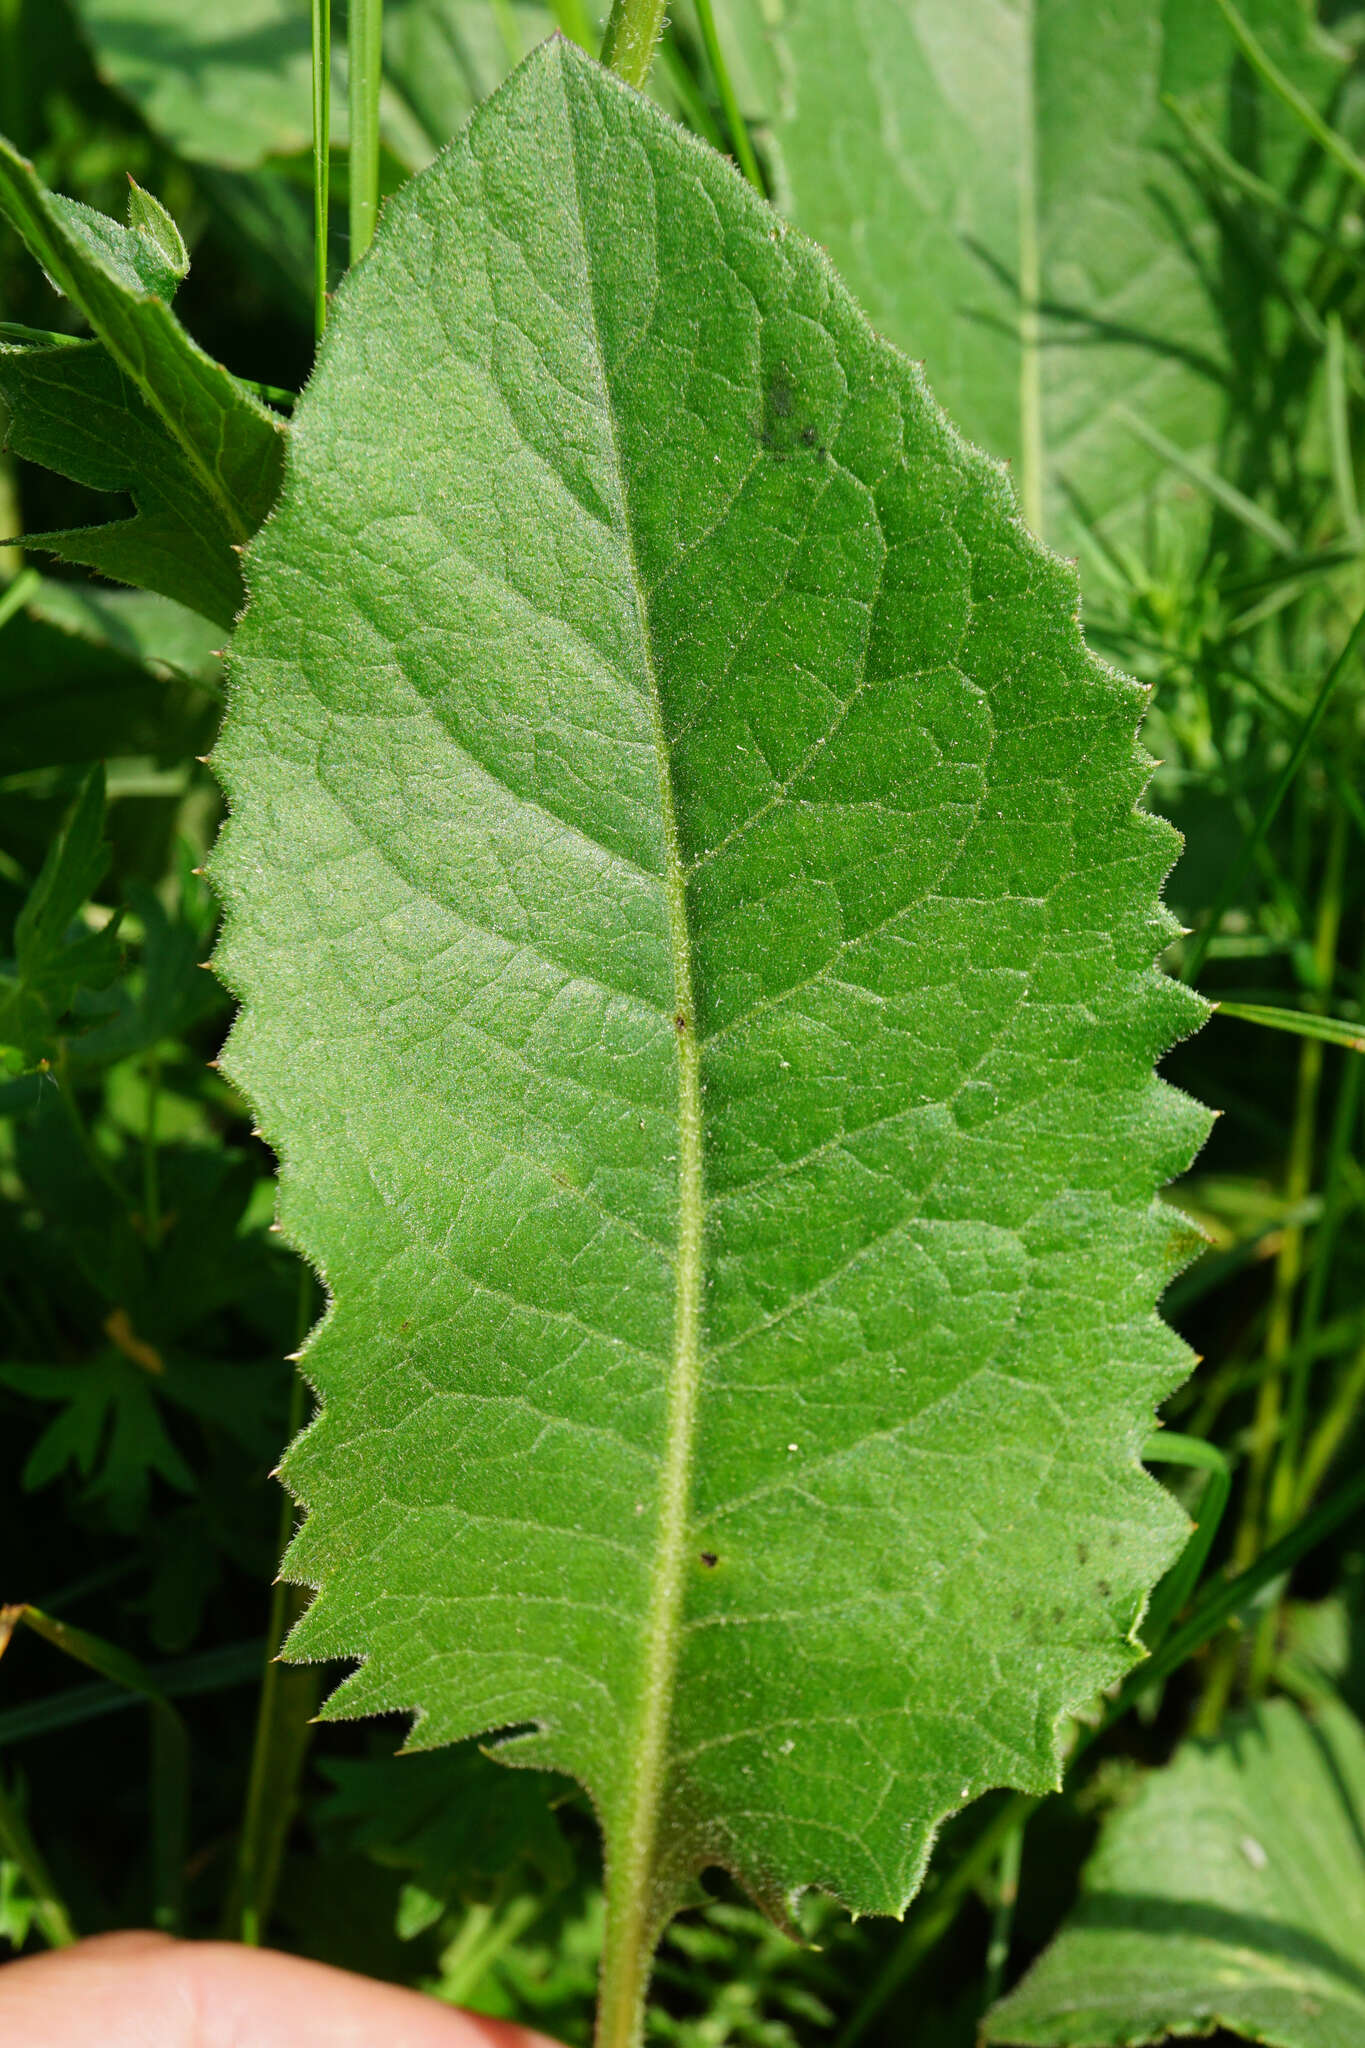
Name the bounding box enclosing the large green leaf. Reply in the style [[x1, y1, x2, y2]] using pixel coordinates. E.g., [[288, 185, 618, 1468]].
[[0, 140, 285, 619], [716, 0, 1344, 559], [211, 34, 1206, 2003], [986, 1696, 1365, 2047]]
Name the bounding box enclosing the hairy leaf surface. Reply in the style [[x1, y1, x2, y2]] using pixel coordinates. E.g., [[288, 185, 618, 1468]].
[[716, 0, 1344, 558], [214, 40, 1207, 1933], [986, 1697, 1365, 2047]]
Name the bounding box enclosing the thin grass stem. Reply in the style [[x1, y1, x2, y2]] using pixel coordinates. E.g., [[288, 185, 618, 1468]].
[[0, 1605, 189, 1931], [230, 1269, 320, 1945], [1212, 0, 1365, 193], [981, 1817, 1024, 2013], [348, 0, 383, 264], [694, 0, 762, 189], [312, 0, 331, 336], [0, 1772, 76, 1949], [1182, 600, 1365, 982]]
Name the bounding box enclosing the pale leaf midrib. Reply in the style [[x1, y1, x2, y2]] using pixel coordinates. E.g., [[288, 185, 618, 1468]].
[[554, 51, 706, 2004]]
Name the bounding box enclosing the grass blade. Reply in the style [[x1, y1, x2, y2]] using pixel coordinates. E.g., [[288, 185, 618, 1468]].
[[0, 1605, 189, 1932], [0, 1776, 76, 1949], [312, 0, 331, 335], [1117, 406, 1297, 554], [1218, 1000, 1365, 1051], [1141, 1433, 1233, 1649], [1211, 0, 1365, 192], [348, 0, 383, 263], [1182, 600, 1365, 981], [694, 0, 762, 190]]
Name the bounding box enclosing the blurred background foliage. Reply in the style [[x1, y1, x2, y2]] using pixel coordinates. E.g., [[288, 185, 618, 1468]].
[[3, 2, 1365, 2044]]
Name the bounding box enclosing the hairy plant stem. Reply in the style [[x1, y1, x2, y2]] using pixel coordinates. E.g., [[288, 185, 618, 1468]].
[[348, 0, 383, 263], [600, 0, 667, 89]]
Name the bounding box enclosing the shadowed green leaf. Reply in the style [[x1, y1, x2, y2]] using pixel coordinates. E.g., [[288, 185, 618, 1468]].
[[211, 38, 1207, 2016], [0, 140, 285, 620], [68, 0, 553, 171], [0, 769, 121, 1071], [0, 575, 221, 774], [986, 1696, 1365, 2047], [714, 0, 1343, 560]]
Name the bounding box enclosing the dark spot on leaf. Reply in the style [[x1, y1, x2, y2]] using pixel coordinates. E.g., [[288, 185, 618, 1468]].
[[1096, 1580, 1112, 1600], [799, 424, 817, 446], [1010, 1604, 1023, 1622], [675, 1012, 688, 1033], [769, 375, 795, 418], [700, 1551, 718, 1568], [1051, 1605, 1064, 1625], [1076, 1542, 1089, 1566]]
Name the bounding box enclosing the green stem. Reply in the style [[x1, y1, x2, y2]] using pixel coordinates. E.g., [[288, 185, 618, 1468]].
[[837, 1794, 1039, 2048], [0, 1771, 76, 1949], [1, 1605, 189, 1931], [600, 0, 667, 90], [1162, 94, 1365, 269], [440, 1892, 544, 2003], [1182, 599, 1365, 982], [142, 1054, 160, 1244], [348, 0, 383, 264], [312, 0, 331, 336], [694, 0, 762, 190], [231, 1272, 320, 1945], [1249, 808, 1347, 1554], [1302, 1071, 1365, 1330], [1296, 1345, 1365, 1513], [1141, 1433, 1233, 1650], [981, 1817, 1024, 2012], [0, 564, 39, 631]]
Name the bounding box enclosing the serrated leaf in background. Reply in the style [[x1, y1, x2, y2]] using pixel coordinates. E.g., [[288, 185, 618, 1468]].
[[213, 36, 1208, 1958], [0, 140, 285, 619], [985, 1695, 1365, 2047]]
